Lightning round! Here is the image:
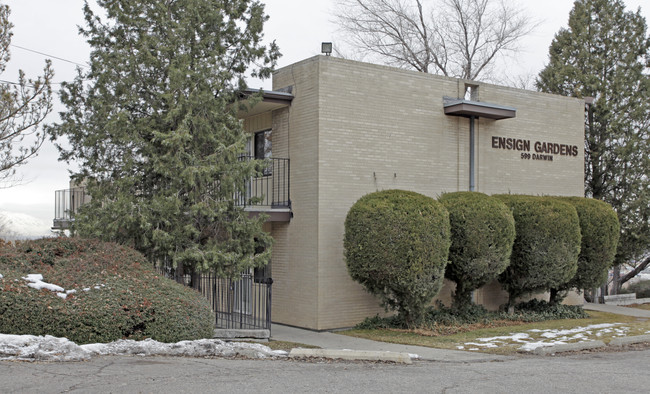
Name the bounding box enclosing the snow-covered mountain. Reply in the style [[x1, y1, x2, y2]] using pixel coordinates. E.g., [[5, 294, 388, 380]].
[[0, 210, 53, 240]]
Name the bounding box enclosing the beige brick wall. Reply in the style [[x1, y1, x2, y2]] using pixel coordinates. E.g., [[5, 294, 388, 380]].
[[268, 56, 585, 330], [243, 112, 272, 134], [268, 58, 322, 328]]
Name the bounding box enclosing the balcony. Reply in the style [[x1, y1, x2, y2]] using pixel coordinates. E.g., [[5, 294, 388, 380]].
[[52, 187, 88, 230], [236, 156, 291, 221], [52, 157, 291, 230]]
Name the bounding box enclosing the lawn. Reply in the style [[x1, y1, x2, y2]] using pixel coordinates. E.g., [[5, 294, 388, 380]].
[[339, 311, 650, 355], [626, 303, 650, 311], [266, 340, 320, 352]]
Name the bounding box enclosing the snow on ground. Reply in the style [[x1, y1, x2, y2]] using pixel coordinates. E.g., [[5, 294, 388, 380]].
[[0, 334, 288, 362], [1, 272, 287, 362], [456, 323, 630, 352]]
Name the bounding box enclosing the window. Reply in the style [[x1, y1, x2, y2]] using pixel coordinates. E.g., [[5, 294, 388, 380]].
[[254, 129, 272, 176], [254, 129, 272, 160], [464, 84, 479, 101]]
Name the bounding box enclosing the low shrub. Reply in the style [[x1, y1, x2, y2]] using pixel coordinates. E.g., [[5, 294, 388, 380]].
[[354, 301, 588, 330], [0, 238, 215, 344], [511, 299, 589, 320], [625, 280, 650, 299], [344, 190, 451, 325], [494, 195, 581, 305], [439, 192, 515, 309]]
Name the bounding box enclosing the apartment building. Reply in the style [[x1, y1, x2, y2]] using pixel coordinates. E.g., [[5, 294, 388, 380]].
[[54, 55, 585, 330]]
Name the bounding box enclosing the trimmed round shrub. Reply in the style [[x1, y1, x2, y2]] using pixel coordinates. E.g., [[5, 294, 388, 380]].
[[0, 238, 215, 344], [439, 192, 515, 309], [558, 197, 619, 293], [344, 189, 451, 324], [494, 195, 581, 304]]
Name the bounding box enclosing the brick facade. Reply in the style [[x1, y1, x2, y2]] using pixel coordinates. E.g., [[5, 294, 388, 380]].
[[246, 55, 585, 330]]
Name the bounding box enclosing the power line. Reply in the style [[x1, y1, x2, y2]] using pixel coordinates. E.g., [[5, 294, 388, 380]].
[[10, 44, 89, 69], [0, 79, 65, 86]]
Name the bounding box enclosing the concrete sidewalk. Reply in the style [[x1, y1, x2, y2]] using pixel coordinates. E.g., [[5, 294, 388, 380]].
[[271, 323, 510, 362], [583, 302, 650, 318]]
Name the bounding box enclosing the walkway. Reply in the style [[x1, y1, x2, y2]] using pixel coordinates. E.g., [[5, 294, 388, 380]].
[[271, 323, 509, 362], [583, 302, 650, 318]]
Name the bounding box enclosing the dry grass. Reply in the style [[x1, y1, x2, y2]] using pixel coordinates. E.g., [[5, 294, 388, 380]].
[[339, 311, 650, 355], [625, 303, 650, 311], [266, 340, 320, 352]]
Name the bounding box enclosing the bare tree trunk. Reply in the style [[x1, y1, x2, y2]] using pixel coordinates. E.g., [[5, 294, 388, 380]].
[[611, 264, 621, 295], [619, 256, 650, 287]]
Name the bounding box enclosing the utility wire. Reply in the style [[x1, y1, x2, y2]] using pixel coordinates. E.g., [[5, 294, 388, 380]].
[[0, 79, 63, 88], [10, 44, 89, 68], [0, 79, 64, 86]]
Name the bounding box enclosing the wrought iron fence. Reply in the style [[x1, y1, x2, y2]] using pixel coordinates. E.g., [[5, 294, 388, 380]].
[[158, 265, 272, 332]]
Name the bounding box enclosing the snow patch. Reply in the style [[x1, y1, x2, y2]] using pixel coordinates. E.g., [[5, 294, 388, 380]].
[[463, 323, 630, 352], [0, 334, 91, 362], [0, 334, 286, 362], [22, 273, 69, 299]]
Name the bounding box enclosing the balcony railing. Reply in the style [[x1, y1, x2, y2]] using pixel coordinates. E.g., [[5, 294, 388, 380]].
[[53, 157, 290, 229], [235, 156, 290, 209], [53, 187, 87, 229]]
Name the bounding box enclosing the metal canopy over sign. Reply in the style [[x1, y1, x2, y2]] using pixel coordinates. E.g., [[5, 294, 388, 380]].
[[443, 98, 516, 120]]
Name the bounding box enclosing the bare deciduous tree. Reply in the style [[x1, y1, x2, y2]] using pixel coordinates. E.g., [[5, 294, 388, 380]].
[[333, 0, 534, 81], [0, 4, 53, 187]]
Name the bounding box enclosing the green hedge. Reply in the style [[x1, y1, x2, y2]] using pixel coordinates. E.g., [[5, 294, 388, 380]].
[[439, 192, 515, 309], [0, 238, 215, 344], [559, 197, 619, 292], [625, 280, 650, 299], [494, 195, 581, 304], [344, 190, 450, 324]]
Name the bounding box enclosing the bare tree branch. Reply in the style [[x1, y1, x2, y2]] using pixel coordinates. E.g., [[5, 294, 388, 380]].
[[0, 5, 53, 187], [333, 0, 535, 82]]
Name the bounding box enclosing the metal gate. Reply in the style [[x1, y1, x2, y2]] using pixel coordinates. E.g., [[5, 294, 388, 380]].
[[158, 266, 272, 332]]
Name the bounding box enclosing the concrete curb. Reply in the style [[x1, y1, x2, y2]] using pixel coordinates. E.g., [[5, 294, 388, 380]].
[[288, 348, 414, 364], [609, 334, 650, 347], [533, 340, 606, 355], [213, 329, 270, 340]]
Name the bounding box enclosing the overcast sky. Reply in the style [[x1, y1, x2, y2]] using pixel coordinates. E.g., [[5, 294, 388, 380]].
[[1, 0, 648, 229]]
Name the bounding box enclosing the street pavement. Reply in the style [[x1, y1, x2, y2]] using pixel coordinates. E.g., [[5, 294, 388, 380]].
[[3, 349, 650, 393]]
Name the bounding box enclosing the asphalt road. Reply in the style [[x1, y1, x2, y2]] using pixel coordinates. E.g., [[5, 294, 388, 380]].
[[2, 349, 649, 393]]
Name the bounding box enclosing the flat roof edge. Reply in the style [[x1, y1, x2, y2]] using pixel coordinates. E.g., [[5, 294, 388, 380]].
[[443, 97, 516, 120]]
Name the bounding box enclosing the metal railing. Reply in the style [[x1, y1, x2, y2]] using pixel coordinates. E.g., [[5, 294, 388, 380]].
[[53, 187, 88, 229], [236, 156, 290, 208], [53, 157, 290, 227], [158, 265, 272, 331]]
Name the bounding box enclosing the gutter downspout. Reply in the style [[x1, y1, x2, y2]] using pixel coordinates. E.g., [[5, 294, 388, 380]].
[[469, 115, 476, 192]]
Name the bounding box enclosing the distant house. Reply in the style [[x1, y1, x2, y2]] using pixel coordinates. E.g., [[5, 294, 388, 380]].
[[54, 55, 586, 331]]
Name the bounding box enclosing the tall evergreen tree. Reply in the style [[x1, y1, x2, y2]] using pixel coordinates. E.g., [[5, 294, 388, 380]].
[[536, 0, 650, 290], [50, 0, 280, 278]]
